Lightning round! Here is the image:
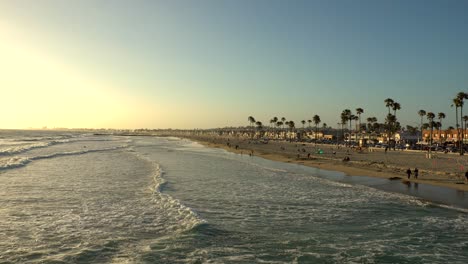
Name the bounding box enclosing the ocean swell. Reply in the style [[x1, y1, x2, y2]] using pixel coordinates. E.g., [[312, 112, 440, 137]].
[[0, 145, 128, 171], [0, 139, 73, 156]]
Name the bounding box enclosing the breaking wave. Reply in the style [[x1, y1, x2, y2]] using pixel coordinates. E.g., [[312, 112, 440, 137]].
[[0, 139, 73, 156], [0, 145, 128, 170], [131, 151, 206, 233]]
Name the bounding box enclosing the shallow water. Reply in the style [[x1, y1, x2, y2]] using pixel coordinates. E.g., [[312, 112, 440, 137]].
[[0, 131, 467, 263]]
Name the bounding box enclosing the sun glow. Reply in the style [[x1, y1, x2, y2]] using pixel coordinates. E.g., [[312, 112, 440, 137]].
[[0, 22, 150, 129]]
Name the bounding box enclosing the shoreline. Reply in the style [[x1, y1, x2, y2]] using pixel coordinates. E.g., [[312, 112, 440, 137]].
[[180, 135, 468, 192]]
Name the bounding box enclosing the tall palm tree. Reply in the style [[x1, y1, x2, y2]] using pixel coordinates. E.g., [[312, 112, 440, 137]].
[[418, 110, 426, 150], [384, 98, 394, 115], [301, 120, 306, 129], [281, 117, 286, 130], [366, 117, 377, 132], [464, 116, 468, 135], [356, 108, 364, 142], [342, 109, 351, 143], [276, 121, 283, 138], [254, 121, 263, 139], [288, 121, 295, 142], [313, 115, 321, 143], [350, 115, 358, 142], [255, 121, 262, 129], [427, 112, 435, 146], [437, 112, 446, 143], [341, 112, 348, 142], [270, 117, 277, 129], [307, 119, 312, 129], [343, 109, 352, 130], [248, 116, 256, 138], [356, 108, 364, 129], [248, 116, 256, 128], [352, 115, 359, 130], [392, 102, 401, 117], [457, 92, 468, 154]]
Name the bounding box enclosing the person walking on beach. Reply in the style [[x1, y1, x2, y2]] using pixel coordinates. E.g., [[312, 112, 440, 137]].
[[414, 168, 419, 179], [406, 168, 412, 179]]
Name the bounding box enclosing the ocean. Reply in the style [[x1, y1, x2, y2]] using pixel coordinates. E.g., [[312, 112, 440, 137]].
[[0, 130, 467, 263]]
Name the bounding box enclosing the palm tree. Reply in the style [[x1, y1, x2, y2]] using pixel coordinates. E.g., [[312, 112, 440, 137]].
[[248, 116, 256, 138], [350, 115, 359, 139], [352, 115, 359, 130], [437, 112, 446, 143], [248, 116, 256, 128], [288, 121, 295, 142], [307, 119, 312, 129], [367, 117, 377, 132], [384, 98, 394, 115], [342, 110, 351, 143], [313, 115, 321, 143], [301, 120, 306, 129], [457, 92, 468, 154], [427, 112, 435, 147], [464, 116, 468, 134], [341, 112, 348, 142], [356, 108, 364, 142], [392, 102, 401, 117], [254, 121, 263, 138], [342, 109, 352, 131], [281, 117, 286, 130], [276, 121, 283, 139], [418, 110, 426, 150], [255, 121, 263, 129], [356, 108, 364, 128], [270, 117, 277, 128]]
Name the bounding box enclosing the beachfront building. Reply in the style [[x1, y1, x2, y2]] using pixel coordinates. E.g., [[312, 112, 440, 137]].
[[395, 131, 419, 145], [304, 131, 324, 140], [421, 129, 468, 143]]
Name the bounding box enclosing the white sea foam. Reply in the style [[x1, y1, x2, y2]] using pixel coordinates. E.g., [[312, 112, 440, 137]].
[[0, 156, 31, 169], [0, 145, 128, 170], [130, 150, 206, 233], [153, 165, 206, 230], [0, 139, 74, 156]]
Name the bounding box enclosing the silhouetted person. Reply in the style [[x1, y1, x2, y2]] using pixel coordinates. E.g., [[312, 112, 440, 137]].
[[414, 168, 418, 179], [406, 168, 412, 179], [465, 170, 468, 183]]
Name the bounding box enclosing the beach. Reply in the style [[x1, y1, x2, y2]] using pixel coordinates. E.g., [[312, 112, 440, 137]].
[[180, 134, 468, 192]]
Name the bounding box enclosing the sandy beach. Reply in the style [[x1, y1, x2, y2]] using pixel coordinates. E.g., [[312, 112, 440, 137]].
[[179, 134, 468, 192]]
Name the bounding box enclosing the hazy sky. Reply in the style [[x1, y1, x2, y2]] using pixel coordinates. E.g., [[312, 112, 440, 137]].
[[1, 0, 467, 129]]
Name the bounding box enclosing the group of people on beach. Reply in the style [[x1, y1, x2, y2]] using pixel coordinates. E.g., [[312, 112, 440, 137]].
[[406, 168, 419, 179]]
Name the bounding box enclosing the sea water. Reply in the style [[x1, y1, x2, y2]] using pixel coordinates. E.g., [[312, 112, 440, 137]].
[[0, 130, 467, 263]]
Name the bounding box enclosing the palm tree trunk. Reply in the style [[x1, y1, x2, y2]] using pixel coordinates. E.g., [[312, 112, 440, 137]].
[[420, 116, 423, 151], [461, 106, 464, 155]]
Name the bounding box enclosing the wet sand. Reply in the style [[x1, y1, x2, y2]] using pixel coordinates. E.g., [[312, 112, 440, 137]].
[[182, 135, 468, 192]]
